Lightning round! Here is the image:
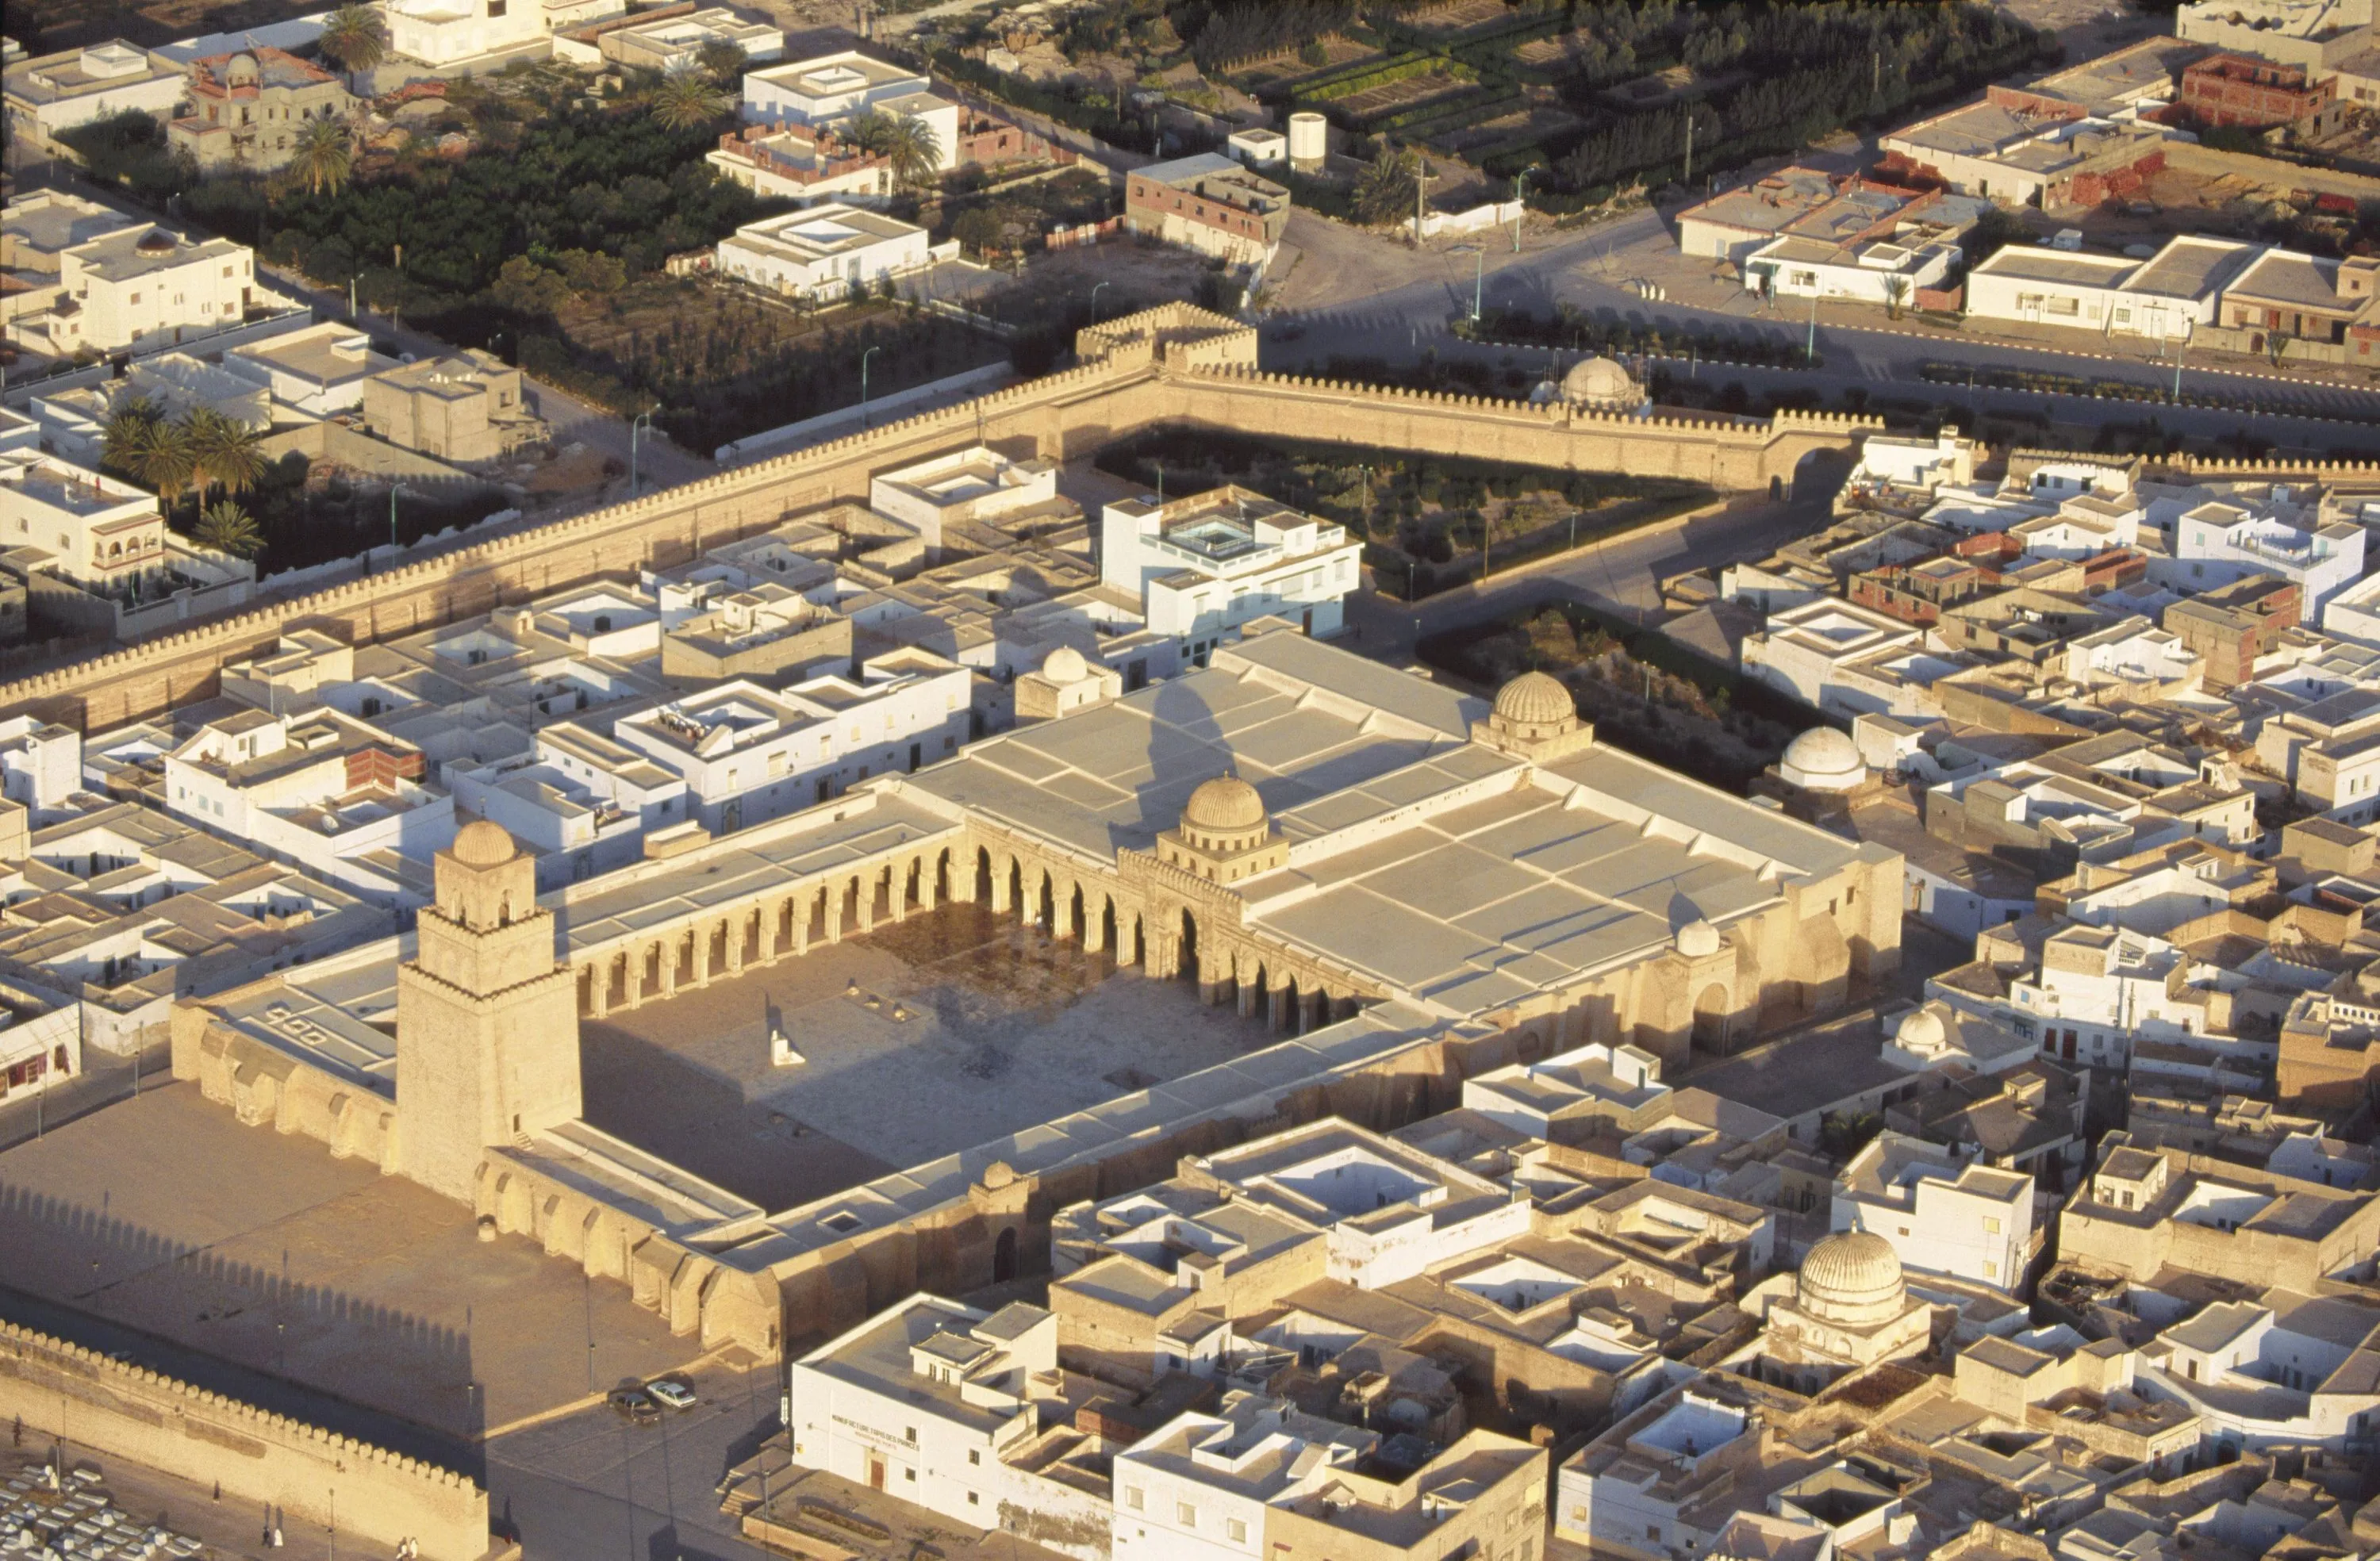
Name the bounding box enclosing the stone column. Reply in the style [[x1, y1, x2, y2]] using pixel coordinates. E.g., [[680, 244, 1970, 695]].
[[988, 859, 1011, 915], [1269, 985, 1292, 1031], [827, 884, 846, 944], [856, 874, 877, 936], [1083, 899, 1107, 954], [1198, 956, 1225, 1007], [892, 863, 910, 922], [1058, 883, 1080, 941], [621, 951, 643, 1011], [1237, 962, 1258, 1019], [952, 851, 978, 904], [793, 892, 812, 957], [585, 963, 608, 1020], [658, 935, 679, 998], [724, 913, 746, 976], [918, 859, 939, 912]]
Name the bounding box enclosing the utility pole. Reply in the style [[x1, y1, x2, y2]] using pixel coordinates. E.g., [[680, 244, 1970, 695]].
[[1511, 168, 1527, 253], [1411, 155, 1438, 247], [1683, 112, 1693, 188]]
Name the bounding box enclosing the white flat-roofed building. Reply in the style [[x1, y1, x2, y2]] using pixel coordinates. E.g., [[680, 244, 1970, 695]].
[[1117, 1396, 1542, 1561], [598, 8, 785, 71], [2141, 1290, 2380, 1454], [1555, 1385, 1761, 1560], [224, 321, 401, 414], [1833, 1131, 2033, 1291], [784, 1294, 1069, 1529], [163, 707, 457, 905], [741, 51, 959, 169], [0, 449, 166, 592], [716, 203, 931, 302], [385, 0, 548, 68], [2177, 0, 2376, 72], [1967, 235, 2262, 341], [2159, 485, 2364, 612], [0, 715, 83, 821], [610, 650, 970, 830], [2, 42, 185, 156], [1099, 485, 1358, 662], [870, 444, 1060, 553], [53, 223, 257, 355], [706, 122, 892, 205], [1739, 598, 1925, 716], [123, 351, 272, 429], [1745, 233, 1959, 308]]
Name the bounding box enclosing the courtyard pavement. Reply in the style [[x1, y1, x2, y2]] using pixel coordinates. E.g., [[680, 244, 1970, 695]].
[[581, 903, 1276, 1215]]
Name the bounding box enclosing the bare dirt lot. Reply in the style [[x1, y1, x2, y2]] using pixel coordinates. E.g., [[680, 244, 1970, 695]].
[[580, 902, 1276, 1218]]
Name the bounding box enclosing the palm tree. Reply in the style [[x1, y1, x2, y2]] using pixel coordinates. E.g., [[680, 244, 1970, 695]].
[[695, 38, 748, 84], [1882, 273, 1910, 321], [850, 110, 941, 191], [100, 397, 163, 483], [196, 501, 264, 560], [317, 3, 389, 74], [186, 408, 267, 508], [121, 414, 198, 512], [288, 116, 353, 198], [647, 67, 730, 132]]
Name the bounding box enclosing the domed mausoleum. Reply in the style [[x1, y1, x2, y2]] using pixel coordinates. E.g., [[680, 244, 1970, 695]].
[[1532, 354, 1648, 414], [1015, 642, 1122, 722], [1741, 1229, 1934, 1390]]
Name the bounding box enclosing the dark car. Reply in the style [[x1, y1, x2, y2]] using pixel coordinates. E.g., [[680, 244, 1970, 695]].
[[607, 1388, 661, 1425], [1268, 320, 1307, 342]]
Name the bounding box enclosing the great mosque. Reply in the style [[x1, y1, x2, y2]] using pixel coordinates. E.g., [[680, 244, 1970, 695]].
[[173, 625, 1905, 1355]]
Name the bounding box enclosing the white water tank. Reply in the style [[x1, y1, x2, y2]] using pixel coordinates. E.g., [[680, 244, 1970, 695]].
[[1288, 112, 1327, 166]]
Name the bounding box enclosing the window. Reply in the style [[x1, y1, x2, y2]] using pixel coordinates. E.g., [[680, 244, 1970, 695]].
[[1228, 1518, 1248, 1543], [1125, 1487, 1144, 1512], [1178, 1502, 1198, 1527], [968, 1449, 981, 1466], [904, 1467, 915, 1482], [905, 1426, 917, 1444], [967, 1492, 979, 1506], [1983, 1259, 1998, 1279], [1983, 1216, 2002, 1233]]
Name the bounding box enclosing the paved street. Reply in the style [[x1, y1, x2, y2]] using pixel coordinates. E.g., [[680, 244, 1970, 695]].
[[1263, 206, 2380, 452]]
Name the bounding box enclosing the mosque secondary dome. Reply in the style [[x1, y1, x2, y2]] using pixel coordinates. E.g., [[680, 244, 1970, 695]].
[[1494, 670, 1576, 728], [1183, 775, 1267, 834]]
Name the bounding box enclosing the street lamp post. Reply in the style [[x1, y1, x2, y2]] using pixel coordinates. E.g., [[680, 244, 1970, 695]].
[[1511, 169, 1526, 254], [1805, 289, 1820, 366], [860, 344, 882, 430], [1089, 280, 1109, 322], [388, 484, 410, 556], [1466, 245, 1484, 324], [629, 410, 654, 496]]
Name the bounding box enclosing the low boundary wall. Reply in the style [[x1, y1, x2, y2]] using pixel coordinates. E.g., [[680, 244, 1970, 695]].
[[0, 1320, 491, 1561], [0, 305, 1877, 735]]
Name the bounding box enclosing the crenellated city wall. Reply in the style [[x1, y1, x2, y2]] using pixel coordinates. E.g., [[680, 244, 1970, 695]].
[[0, 1320, 492, 1561], [0, 305, 1873, 734]]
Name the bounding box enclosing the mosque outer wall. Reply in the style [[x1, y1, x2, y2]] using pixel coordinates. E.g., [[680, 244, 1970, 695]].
[[0, 305, 1875, 736], [0, 1321, 490, 1561]]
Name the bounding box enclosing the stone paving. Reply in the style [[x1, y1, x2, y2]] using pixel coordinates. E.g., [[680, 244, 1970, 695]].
[[0, 1085, 699, 1441], [579, 902, 1277, 1215]]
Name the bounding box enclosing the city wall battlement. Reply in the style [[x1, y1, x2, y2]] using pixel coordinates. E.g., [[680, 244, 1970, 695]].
[[0, 1319, 492, 1561], [0, 305, 1871, 734]]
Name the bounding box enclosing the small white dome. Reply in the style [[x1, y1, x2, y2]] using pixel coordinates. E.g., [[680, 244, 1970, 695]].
[[1494, 671, 1576, 728], [1895, 1007, 1946, 1053], [1676, 919, 1722, 959], [1042, 645, 1089, 684], [1780, 727, 1866, 791], [1560, 355, 1642, 408]]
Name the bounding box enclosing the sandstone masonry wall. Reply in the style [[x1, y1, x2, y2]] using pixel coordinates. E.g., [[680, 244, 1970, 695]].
[[0, 1320, 490, 1561]]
